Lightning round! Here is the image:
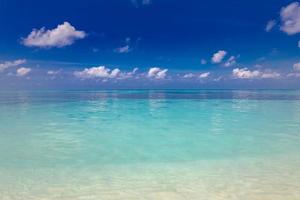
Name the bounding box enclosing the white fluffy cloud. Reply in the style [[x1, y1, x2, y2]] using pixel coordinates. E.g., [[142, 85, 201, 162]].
[[293, 62, 300, 71], [74, 66, 116, 79], [211, 50, 227, 63], [22, 22, 86, 48], [265, 20, 277, 32], [232, 68, 280, 79], [74, 66, 138, 79], [0, 59, 26, 72], [16, 67, 31, 76], [199, 72, 210, 79], [280, 2, 300, 35], [148, 67, 168, 79]]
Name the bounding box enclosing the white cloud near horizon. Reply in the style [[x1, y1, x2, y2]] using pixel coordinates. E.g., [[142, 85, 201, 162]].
[[148, 67, 168, 79], [280, 2, 300, 35], [199, 72, 210, 79], [211, 50, 227, 63], [16, 67, 31, 76], [74, 66, 138, 79], [183, 73, 195, 78], [22, 22, 86, 48], [232, 68, 280, 79], [0, 59, 26, 72]]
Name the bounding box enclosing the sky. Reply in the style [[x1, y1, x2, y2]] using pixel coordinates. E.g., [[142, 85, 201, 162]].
[[0, 0, 300, 89]]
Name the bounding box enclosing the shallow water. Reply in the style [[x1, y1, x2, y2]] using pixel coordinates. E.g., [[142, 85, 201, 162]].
[[0, 90, 300, 200]]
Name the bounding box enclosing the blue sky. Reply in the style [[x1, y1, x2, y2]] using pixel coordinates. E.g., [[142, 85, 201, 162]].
[[0, 0, 300, 89]]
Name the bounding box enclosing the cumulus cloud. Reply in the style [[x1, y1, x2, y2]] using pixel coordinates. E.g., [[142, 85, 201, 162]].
[[265, 20, 277, 32], [16, 67, 31, 76], [75, 66, 115, 79], [232, 68, 280, 79], [22, 22, 86, 48], [0, 59, 26, 72], [293, 62, 300, 71], [199, 72, 210, 79], [211, 50, 227, 63], [280, 2, 300, 35], [224, 56, 237, 67], [148, 67, 168, 79], [114, 45, 131, 53], [74, 66, 138, 79]]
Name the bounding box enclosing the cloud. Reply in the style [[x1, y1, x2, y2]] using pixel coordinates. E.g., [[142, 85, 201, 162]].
[[74, 66, 138, 79], [211, 50, 227, 63], [75, 66, 114, 79], [22, 22, 86, 48], [293, 62, 300, 71], [232, 68, 280, 79], [287, 72, 300, 77], [183, 73, 195, 78], [265, 20, 277, 32], [199, 72, 210, 79], [47, 69, 62, 76], [148, 67, 168, 79], [224, 56, 237, 67], [233, 68, 260, 79], [183, 72, 210, 79], [114, 45, 131, 53], [200, 59, 207, 65], [16, 67, 31, 76], [298, 40, 300, 48], [0, 59, 26, 72], [280, 2, 300, 35], [260, 71, 281, 79]]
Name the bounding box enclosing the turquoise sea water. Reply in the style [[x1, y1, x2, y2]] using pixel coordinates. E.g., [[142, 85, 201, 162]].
[[0, 90, 300, 200]]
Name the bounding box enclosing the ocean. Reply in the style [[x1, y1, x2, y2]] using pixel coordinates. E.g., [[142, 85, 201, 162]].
[[0, 90, 299, 200]]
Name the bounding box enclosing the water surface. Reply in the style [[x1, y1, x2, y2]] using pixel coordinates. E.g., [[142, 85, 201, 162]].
[[0, 90, 300, 200]]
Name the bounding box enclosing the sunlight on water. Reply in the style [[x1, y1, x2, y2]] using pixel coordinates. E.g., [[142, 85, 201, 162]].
[[0, 90, 300, 200]]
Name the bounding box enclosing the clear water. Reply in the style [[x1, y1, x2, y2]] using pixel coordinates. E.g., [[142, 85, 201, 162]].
[[0, 90, 300, 200]]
